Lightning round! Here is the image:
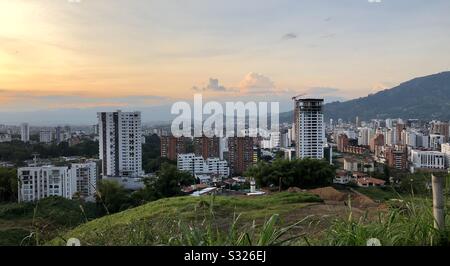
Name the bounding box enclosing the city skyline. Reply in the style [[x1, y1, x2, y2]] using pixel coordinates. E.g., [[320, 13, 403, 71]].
[[1, 0, 450, 118]]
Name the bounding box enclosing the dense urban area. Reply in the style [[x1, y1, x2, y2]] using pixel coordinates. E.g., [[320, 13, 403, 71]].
[[0, 96, 449, 246]]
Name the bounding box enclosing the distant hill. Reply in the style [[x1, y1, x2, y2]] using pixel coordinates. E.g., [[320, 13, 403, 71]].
[[280, 71, 450, 122]]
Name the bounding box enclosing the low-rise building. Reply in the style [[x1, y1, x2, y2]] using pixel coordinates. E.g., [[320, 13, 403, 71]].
[[356, 177, 386, 187], [411, 149, 446, 170], [177, 153, 230, 177]]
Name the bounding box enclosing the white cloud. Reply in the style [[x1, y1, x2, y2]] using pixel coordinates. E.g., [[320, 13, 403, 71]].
[[238, 72, 276, 94]]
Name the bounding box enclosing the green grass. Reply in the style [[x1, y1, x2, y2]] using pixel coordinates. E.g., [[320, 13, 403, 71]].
[[353, 186, 400, 202], [0, 197, 101, 246], [321, 197, 450, 246], [48, 192, 323, 246]]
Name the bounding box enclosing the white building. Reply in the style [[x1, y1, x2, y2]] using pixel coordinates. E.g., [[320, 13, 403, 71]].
[[294, 98, 324, 159], [358, 127, 375, 146], [39, 130, 53, 143], [429, 134, 444, 150], [18, 166, 75, 202], [98, 110, 143, 178], [70, 162, 98, 200], [21, 123, 30, 142], [177, 153, 229, 177], [441, 143, 450, 168], [0, 133, 12, 143], [411, 150, 446, 170]]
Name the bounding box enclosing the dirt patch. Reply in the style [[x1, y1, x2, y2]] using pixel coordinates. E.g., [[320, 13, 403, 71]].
[[287, 187, 303, 193], [309, 187, 347, 201]]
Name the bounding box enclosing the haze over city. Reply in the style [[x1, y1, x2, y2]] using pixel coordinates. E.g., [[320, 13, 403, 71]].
[[1, 0, 450, 124]]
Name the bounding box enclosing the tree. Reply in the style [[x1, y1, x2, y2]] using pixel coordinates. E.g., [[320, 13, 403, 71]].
[[96, 179, 131, 214], [245, 158, 334, 189], [153, 163, 195, 198], [0, 167, 17, 202]]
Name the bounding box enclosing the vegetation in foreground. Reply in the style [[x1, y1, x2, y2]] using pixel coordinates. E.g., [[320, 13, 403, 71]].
[[48, 189, 450, 246], [0, 197, 101, 245]]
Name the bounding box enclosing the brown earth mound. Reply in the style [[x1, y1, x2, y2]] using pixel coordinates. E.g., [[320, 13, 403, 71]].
[[287, 187, 303, 193], [309, 187, 347, 201], [349, 193, 376, 208]]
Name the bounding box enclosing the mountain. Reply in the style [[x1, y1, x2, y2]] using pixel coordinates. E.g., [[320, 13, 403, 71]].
[[280, 71, 450, 122]]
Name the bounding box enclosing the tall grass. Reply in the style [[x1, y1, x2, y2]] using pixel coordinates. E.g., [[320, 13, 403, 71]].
[[323, 197, 449, 246]]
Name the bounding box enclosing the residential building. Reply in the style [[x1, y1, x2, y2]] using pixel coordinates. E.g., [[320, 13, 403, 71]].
[[429, 134, 444, 150], [193, 135, 220, 159], [177, 153, 229, 177], [98, 110, 143, 178], [227, 136, 254, 175], [18, 166, 74, 202], [431, 121, 449, 142], [70, 162, 98, 200], [39, 130, 53, 143], [160, 135, 186, 161], [294, 98, 324, 159], [337, 134, 349, 152], [0, 133, 12, 143], [21, 123, 30, 142], [385, 145, 408, 170]]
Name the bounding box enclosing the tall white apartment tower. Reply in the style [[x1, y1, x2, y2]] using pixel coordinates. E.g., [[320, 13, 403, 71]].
[[98, 110, 143, 178], [294, 98, 325, 159], [21, 123, 30, 142]]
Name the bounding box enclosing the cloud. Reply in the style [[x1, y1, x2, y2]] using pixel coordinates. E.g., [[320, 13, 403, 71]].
[[192, 78, 230, 92], [205, 78, 227, 91], [282, 33, 297, 40], [238, 72, 276, 94]]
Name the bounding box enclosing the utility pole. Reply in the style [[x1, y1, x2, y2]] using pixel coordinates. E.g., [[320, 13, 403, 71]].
[[432, 174, 445, 231]]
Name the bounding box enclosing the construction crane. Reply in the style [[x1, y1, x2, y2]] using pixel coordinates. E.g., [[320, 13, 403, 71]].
[[292, 93, 306, 101]]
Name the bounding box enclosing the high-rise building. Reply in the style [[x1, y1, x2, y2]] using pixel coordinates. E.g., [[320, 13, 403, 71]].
[[431, 121, 449, 142], [18, 166, 74, 202], [227, 136, 254, 175], [385, 145, 407, 170], [193, 135, 220, 159], [20, 123, 29, 142], [294, 98, 324, 159], [370, 132, 385, 156], [98, 110, 143, 178], [55, 126, 62, 144], [337, 134, 349, 152], [160, 135, 186, 161], [70, 162, 98, 200]]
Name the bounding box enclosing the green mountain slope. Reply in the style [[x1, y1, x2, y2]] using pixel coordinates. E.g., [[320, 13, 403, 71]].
[[280, 71, 450, 122]]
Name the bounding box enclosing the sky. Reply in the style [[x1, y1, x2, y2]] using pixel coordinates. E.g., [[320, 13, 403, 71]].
[[1, 0, 450, 123]]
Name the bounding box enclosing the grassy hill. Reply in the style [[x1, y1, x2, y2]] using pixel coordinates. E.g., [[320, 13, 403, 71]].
[[49, 192, 325, 246], [48, 188, 450, 246]]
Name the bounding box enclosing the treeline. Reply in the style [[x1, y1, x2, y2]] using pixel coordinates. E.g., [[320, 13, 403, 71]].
[[246, 158, 336, 189], [0, 140, 99, 165]]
